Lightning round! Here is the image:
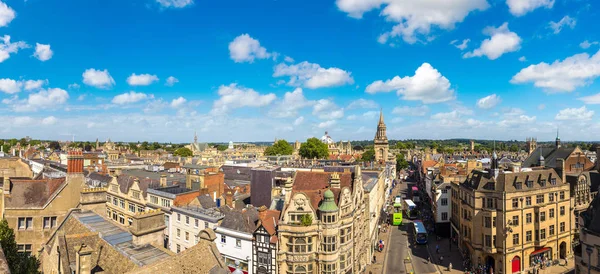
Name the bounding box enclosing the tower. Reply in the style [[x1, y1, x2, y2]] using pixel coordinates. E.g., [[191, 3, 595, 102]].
[[526, 137, 537, 154], [374, 109, 389, 162], [470, 140, 475, 153], [194, 130, 198, 145], [555, 128, 561, 148]]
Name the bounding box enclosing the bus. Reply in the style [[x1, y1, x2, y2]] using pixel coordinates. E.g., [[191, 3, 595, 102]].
[[403, 199, 417, 219], [392, 201, 403, 225], [413, 220, 428, 244]]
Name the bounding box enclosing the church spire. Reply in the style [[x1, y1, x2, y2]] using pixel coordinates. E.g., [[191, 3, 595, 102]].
[[378, 108, 384, 125], [555, 128, 561, 148], [194, 130, 198, 144]]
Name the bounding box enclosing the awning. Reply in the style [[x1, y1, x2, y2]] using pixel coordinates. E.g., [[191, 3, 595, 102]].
[[530, 247, 551, 256]]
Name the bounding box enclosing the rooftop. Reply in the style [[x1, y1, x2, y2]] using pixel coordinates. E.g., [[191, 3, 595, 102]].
[[172, 205, 224, 222]]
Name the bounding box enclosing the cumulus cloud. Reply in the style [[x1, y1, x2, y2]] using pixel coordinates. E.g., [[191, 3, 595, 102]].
[[0, 1, 15, 27], [211, 84, 276, 115], [318, 120, 336, 129], [165, 76, 179, 86], [579, 40, 599, 49], [347, 98, 378, 109], [170, 96, 187, 108], [498, 114, 536, 127], [229, 34, 271, 63], [273, 61, 354, 89], [476, 94, 501, 109], [294, 116, 304, 126], [42, 116, 57, 125], [82, 68, 115, 89], [156, 0, 193, 8], [33, 43, 53, 61], [24, 79, 48, 91], [519, 56, 527, 62], [14, 116, 33, 126], [0, 35, 29, 63], [112, 91, 149, 105], [511, 50, 600, 92], [463, 23, 521, 60], [506, 0, 554, 16], [392, 105, 429, 116], [312, 99, 344, 120], [548, 16, 576, 34], [0, 78, 22, 94], [12, 88, 69, 112], [337, 0, 488, 44], [269, 88, 315, 118], [578, 93, 600, 105], [450, 39, 470, 50], [365, 63, 455, 104], [555, 106, 594, 121], [68, 83, 80, 90], [127, 73, 159, 86]]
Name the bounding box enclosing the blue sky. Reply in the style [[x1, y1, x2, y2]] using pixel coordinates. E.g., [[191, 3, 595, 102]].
[[2, 0, 600, 143]]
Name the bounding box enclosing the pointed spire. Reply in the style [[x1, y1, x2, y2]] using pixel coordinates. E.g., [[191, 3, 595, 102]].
[[378, 108, 384, 125]]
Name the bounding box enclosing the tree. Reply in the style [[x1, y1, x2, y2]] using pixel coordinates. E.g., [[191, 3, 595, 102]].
[[0, 219, 40, 274], [216, 145, 228, 151], [300, 214, 313, 226], [151, 142, 161, 150], [298, 138, 329, 159], [48, 141, 61, 151], [361, 148, 375, 162], [173, 147, 193, 157], [396, 153, 409, 170], [509, 144, 519, 152], [264, 140, 294, 156], [140, 141, 150, 150]]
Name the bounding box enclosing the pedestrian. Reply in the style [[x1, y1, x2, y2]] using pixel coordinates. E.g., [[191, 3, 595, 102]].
[[436, 244, 440, 254], [440, 256, 444, 263], [448, 262, 452, 271]]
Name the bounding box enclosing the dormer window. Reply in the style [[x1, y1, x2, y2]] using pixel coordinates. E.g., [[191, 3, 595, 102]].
[[539, 179, 546, 187], [550, 178, 557, 185], [515, 182, 522, 190], [526, 180, 533, 188]]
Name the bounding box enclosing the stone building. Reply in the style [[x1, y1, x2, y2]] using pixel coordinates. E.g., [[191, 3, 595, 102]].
[[373, 109, 389, 163], [169, 204, 224, 253], [0, 157, 33, 178], [277, 167, 370, 274], [576, 193, 600, 274], [451, 154, 572, 273]]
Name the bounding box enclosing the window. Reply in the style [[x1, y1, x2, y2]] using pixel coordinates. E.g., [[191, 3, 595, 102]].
[[185, 232, 189, 241], [195, 219, 199, 228], [540, 229, 546, 240], [289, 237, 312, 253], [540, 179, 546, 187], [119, 199, 125, 208], [221, 235, 226, 243], [512, 215, 519, 226], [258, 252, 269, 265], [441, 198, 448, 206], [236, 239, 242, 248], [322, 236, 337, 252], [526, 231, 532, 242], [515, 182, 523, 190], [118, 214, 124, 224], [526, 180, 533, 188], [322, 262, 336, 274], [560, 222, 566, 232], [536, 195, 544, 204], [322, 214, 336, 224], [106, 208, 111, 217], [177, 228, 181, 238], [484, 217, 491, 228], [161, 199, 171, 208], [340, 254, 347, 270], [485, 235, 492, 247], [549, 193, 554, 202], [549, 225, 555, 236], [17, 244, 32, 256], [551, 178, 557, 185], [185, 216, 189, 225], [18, 217, 33, 230], [176, 244, 180, 253], [112, 196, 118, 206], [513, 234, 519, 245], [150, 195, 159, 204], [43, 216, 57, 229], [540, 212, 546, 222], [129, 204, 136, 213], [560, 191, 565, 200], [177, 213, 181, 222], [486, 198, 494, 209], [137, 206, 144, 213], [512, 199, 519, 208], [205, 222, 209, 229], [526, 197, 531, 206], [441, 212, 448, 221], [107, 194, 112, 203], [340, 227, 352, 244], [526, 213, 532, 224], [560, 206, 565, 216], [132, 190, 140, 199], [493, 217, 496, 227], [442, 189, 448, 194]]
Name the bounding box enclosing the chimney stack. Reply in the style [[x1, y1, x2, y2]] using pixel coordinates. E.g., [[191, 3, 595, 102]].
[[75, 244, 93, 274], [3, 177, 10, 195], [329, 172, 341, 189], [67, 150, 84, 174], [159, 174, 167, 187], [224, 191, 234, 208], [557, 158, 566, 184]]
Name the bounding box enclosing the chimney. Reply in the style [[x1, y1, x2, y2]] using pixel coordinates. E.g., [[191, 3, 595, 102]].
[[75, 244, 93, 274], [67, 150, 84, 174], [557, 158, 566, 184], [329, 172, 341, 189], [160, 174, 167, 187], [224, 191, 234, 208], [3, 177, 10, 195]]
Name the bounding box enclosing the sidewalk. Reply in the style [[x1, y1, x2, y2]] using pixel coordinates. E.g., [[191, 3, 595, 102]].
[[538, 259, 575, 274]]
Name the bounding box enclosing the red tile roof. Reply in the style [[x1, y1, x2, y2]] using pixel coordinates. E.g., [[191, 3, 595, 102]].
[[291, 171, 353, 211]]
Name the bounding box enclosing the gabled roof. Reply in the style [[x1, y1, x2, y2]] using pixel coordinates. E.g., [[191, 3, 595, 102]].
[[522, 146, 576, 168], [219, 207, 259, 234], [5, 177, 66, 208]]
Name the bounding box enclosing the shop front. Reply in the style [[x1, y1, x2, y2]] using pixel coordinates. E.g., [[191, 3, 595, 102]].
[[529, 247, 552, 268]]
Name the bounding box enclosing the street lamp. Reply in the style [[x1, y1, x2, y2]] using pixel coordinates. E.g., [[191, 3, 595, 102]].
[[586, 245, 593, 274]]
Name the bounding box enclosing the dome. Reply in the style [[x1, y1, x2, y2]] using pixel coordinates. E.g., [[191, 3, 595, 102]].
[[323, 189, 334, 199], [318, 189, 339, 212]]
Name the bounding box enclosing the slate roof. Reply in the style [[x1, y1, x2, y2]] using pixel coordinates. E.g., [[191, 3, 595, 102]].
[[460, 168, 563, 192], [5, 177, 66, 208], [197, 194, 217, 208], [219, 207, 259, 234], [522, 146, 576, 168]]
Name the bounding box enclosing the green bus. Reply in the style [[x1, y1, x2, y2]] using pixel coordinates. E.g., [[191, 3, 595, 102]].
[[392, 202, 403, 225]]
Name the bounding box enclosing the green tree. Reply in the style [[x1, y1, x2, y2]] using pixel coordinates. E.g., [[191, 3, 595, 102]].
[[0, 219, 41, 274], [300, 214, 313, 226], [509, 144, 519, 152], [396, 153, 409, 171], [48, 141, 61, 151], [361, 148, 375, 162], [216, 145, 228, 151], [140, 141, 150, 150], [298, 138, 329, 159], [173, 147, 193, 157], [151, 142, 161, 150], [264, 140, 294, 156]]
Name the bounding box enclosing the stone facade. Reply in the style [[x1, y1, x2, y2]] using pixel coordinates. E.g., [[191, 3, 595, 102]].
[[373, 110, 389, 163]]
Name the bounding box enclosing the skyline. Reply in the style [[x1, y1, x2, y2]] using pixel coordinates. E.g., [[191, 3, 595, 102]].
[[2, 0, 600, 142]]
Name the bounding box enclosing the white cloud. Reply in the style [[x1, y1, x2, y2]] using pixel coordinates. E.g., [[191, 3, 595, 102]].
[[42, 116, 57, 125], [294, 116, 304, 126], [112, 91, 148, 105], [431, 110, 462, 120], [156, 0, 193, 8], [312, 99, 344, 120], [273, 61, 354, 89], [318, 120, 336, 129], [578, 93, 600, 105], [555, 106, 594, 121], [347, 98, 378, 109], [519, 56, 527, 62], [14, 116, 33, 126], [77, 94, 86, 101], [347, 111, 379, 121], [68, 83, 80, 90], [165, 76, 179, 86], [11, 88, 69, 112], [511, 50, 600, 92], [463, 23, 521, 60], [33, 43, 53, 61], [170, 96, 187, 108], [548, 16, 576, 34], [0, 35, 29, 63], [502, 107, 525, 116], [450, 39, 470, 50], [0, 1, 15, 27], [24, 79, 47, 91], [365, 63, 455, 104], [498, 115, 536, 127], [270, 88, 314, 118], [82, 68, 115, 89], [0, 78, 22, 94], [284, 56, 294, 63], [391, 117, 404, 123], [337, 0, 488, 44], [580, 40, 599, 49], [506, 0, 554, 16], [476, 94, 501, 109], [228, 34, 271, 63], [127, 73, 159, 86], [392, 105, 429, 116], [211, 84, 276, 115]]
